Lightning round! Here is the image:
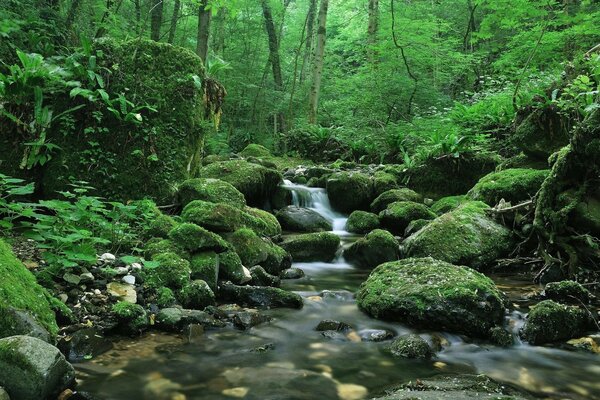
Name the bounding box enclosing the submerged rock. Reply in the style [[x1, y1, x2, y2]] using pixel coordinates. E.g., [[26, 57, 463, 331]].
[[358, 329, 394, 342], [345, 229, 399, 270], [280, 232, 340, 262], [156, 308, 224, 331], [379, 201, 436, 235], [327, 172, 373, 213], [58, 328, 112, 363], [276, 206, 332, 232], [357, 257, 507, 338], [346, 211, 380, 234], [315, 320, 352, 332], [520, 300, 595, 345], [233, 311, 272, 330], [403, 201, 513, 270], [467, 168, 549, 206], [280, 268, 305, 280], [0, 335, 75, 400], [389, 334, 433, 359], [219, 282, 303, 309]]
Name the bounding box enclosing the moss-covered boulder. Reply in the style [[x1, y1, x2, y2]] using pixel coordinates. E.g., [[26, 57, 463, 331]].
[[177, 178, 246, 209], [242, 207, 282, 237], [276, 206, 332, 232], [373, 171, 399, 196], [0, 335, 75, 400], [144, 238, 189, 260], [513, 106, 570, 160], [181, 200, 243, 232], [0, 239, 58, 340], [403, 202, 513, 270], [370, 189, 423, 214], [240, 144, 272, 158], [178, 280, 216, 309], [346, 211, 380, 234], [520, 300, 595, 345], [220, 282, 303, 309], [327, 172, 373, 213], [280, 232, 341, 262], [345, 229, 399, 270], [379, 201, 436, 235], [401, 152, 501, 199], [189, 252, 219, 291], [568, 190, 600, 237], [357, 257, 507, 338], [168, 223, 228, 253], [220, 250, 251, 284], [544, 281, 592, 304], [111, 302, 149, 334], [225, 228, 290, 274], [431, 195, 468, 215], [146, 252, 191, 290], [389, 334, 433, 359], [467, 168, 549, 206], [198, 160, 282, 206]]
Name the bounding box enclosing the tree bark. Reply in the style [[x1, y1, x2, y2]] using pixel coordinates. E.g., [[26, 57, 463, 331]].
[[196, 0, 212, 63], [300, 0, 318, 84], [367, 0, 379, 63], [168, 0, 181, 44], [308, 0, 329, 125], [150, 0, 163, 41], [261, 0, 286, 132]]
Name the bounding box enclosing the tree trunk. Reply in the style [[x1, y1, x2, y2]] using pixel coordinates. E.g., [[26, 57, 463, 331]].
[[367, 0, 379, 63], [150, 0, 163, 41], [300, 0, 318, 84], [65, 0, 83, 30], [196, 0, 211, 63], [308, 0, 329, 125], [214, 8, 227, 56], [133, 0, 141, 34], [168, 0, 181, 44], [261, 0, 286, 132]]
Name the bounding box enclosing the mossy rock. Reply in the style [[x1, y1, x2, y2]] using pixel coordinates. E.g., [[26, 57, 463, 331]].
[[156, 287, 177, 308], [346, 211, 380, 234], [544, 280, 592, 304], [401, 152, 501, 199], [379, 201, 436, 235], [345, 229, 399, 270], [177, 280, 215, 309], [144, 238, 189, 260], [373, 171, 399, 196], [111, 302, 149, 334], [280, 232, 341, 263], [370, 189, 423, 214], [357, 257, 507, 338], [326, 172, 373, 213], [189, 252, 219, 291], [568, 190, 600, 237], [276, 206, 332, 232], [403, 202, 513, 270], [431, 195, 468, 215], [389, 334, 433, 359], [496, 153, 549, 171], [520, 300, 595, 345], [242, 207, 282, 237], [219, 282, 303, 309], [467, 168, 549, 206], [0, 239, 58, 339], [146, 252, 191, 290], [16, 39, 209, 203], [168, 223, 228, 253], [239, 144, 272, 158], [225, 228, 290, 274], [219, 250, 249, 284], [144, 213, 178, 239], [513, 106, 570, 160], [177, 178, 246, 209], [182, 200, 243, 232], [198, 160, 283, 207]]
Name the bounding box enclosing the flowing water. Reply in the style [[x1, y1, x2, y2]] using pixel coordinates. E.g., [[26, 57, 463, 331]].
[[76, 184, 600, 400]]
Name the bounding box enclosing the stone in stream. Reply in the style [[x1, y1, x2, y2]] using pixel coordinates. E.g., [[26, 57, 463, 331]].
[[315, 320, 352, 332], [0, 335, 76, 400], [233, 311, 272, 330], [219, 282, 303, 309], [57, 328, 113, 362], [358, 329, 394, 342], [275, 206, 332, 232], [379, 201, 436, 235], [280, 232, 340, 263], [346, 211, 380, 234], [156, 308, 225, 331], [327, 171, 374, 213], [225, 228, 291, 275], [344, 229, 399, 270], [250, 265, 281, 287], [370, 188, 423, 214], [280, 267, 305, 280], [389, 334, 433, 359], [357, 257, 507, 339]]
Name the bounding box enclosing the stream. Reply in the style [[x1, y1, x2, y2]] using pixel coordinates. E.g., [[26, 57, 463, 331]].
[[76, 183, 600, 400]]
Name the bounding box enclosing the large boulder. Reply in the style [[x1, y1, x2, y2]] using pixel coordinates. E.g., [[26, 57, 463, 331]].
[[168, 223, 229, 253], [146, 252, 191, 290], [467, 168, 549, 206], [403, 202, 513, 270], [219, 282, 303, 309], [276, 206, 332, 232], [345, 211, 380, 234], [357, 257, 507, 338], [345, 229, 399, 270], [239, 144, 272, 158], [242, 207, 282, 237], [177, 178, 246, 209], [280, 232, 341, 262], [198, 160, 282, 206], [326, 172, 373, 213], [513, 105, 570, 160], [370, 189, 423, 214], [225, 228, 290, 275], [181, 200, 243, 232], [430, 195, 468, 215], [373, 171, 399, 196], [0, 335, 75, 400], [520, 300, 595, 345], [379, 201, 436, 235], [0, 239, 58, 340]]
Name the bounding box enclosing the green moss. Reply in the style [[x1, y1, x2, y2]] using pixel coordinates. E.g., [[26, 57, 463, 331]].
[[370, 189, 423, 214], [0, 239, 58, 338], [431, 195, 468, 215], [239, 144, 272, 158], [177, 178, 246, 209], [219, 250, 247, 284], [182, 200, 243, 232], [345, 229, 399, 270], [489, 326, 514, 347], [326, 172, 374, 213], [168, 223, 228, 253], [373, 171, 399, 196], [467, 168, 550, 206], [177, 280, 215, 309], [403, 201, 513, 270], [346, 211, 380, 234], [198, 160, 282, 206], [496, 153, 549, 171], [544, 280, 592, 304], [379, 201, 436, 235], [389, 334, 433, 359], [146, 252, 191, 289], [242, 207, 282, 237], [225, 228, 289, 274], [156, 287, 177, 308], [520, 300, 594, 345], [145, 214, 178, 239], [189, 252, 219, 291], [513, 106, 570, 160], [357, 257, 507, 338], [280, 232, 341, 262], [144, 238, 189, 260], [111, 302, 148, 333]]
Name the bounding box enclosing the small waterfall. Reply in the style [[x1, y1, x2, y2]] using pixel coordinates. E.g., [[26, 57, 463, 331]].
[[282, 180, 348, 234]]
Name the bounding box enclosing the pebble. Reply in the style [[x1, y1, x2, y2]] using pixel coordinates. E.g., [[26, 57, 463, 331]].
[[63, 273, 81, 285], [122, 275, 136, 285], [58, 293, 69, 303], [337, 384, 368, 400], [99, 253, 116, 263], [79, 272, 95, 283], [114, 266, 130, 276], [130, 263, 143, 271], [107, 282, 137, 303], [240, 266, 252, 284], [222, 387, 249, 398]]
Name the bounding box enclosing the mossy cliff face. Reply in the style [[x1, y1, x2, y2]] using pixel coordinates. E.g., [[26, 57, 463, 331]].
[[1, 39, 208, 203], [356, 257, 507, 338], [0, 239, 58, 339]]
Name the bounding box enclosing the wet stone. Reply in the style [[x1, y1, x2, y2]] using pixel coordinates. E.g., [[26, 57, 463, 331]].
[[320, 290, 355, 301], [358, 329, 394, 342], [316, 320, 352, 332], [249, 266, 281, 287], [389, 334, 433, 359], [321, 331, 349, 341], [280, 268, 305, 280], [233, 312, 272, 330], [58, 328, 113, 362]]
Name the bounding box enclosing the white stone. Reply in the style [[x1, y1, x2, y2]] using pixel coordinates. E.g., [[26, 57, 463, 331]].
[[99, 253, 116, 263], [240, 266, 253, 284], [122, 275, 136, 285], [130, 262, 143, 271], [114, 266, 130, 276], [107, 282, 137, 303]]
